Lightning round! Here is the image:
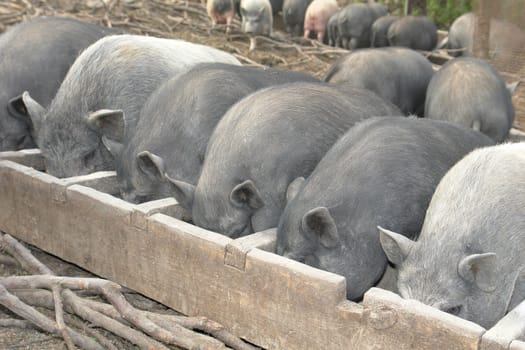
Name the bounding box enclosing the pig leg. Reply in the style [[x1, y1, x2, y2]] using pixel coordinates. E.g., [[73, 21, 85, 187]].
[[341, 37, 348, 49], [294, 25, 302, 37], [317, 31, 324, 42], [304, 29, 310, 39], [249, 37, 257, 51], [348, 37, 358, 50], [226, 16, 233, 34]]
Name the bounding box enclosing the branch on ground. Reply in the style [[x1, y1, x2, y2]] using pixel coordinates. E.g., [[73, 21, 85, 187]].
[[0, 232, 259, 350]]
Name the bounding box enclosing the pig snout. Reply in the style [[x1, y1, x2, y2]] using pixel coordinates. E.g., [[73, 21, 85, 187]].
[[244, 21, 258, 33]]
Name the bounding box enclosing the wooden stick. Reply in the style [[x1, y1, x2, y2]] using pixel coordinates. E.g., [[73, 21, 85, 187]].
[[0, 284, 103, 350]]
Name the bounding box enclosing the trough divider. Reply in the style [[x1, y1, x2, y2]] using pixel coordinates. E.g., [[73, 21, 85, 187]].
[[225, 229, 277, 270], [480, 300, 525, 350], [510, 341, 525, 350], [0, 149, 44, 170], [131, 198, 187, 230]]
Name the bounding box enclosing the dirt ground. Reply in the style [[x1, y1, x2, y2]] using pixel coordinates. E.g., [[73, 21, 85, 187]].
[[0, 0, 345, 77]]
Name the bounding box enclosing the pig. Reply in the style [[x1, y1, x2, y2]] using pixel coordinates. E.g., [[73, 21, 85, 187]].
[[445, 12, 525, 59], [101, 63, 318, 203], [207, 0, 236, 27], [379, 143, 524, 329], [276, 117, 493, 300], [371, 15, 399, 47], [270, 0, 283, 14], [19, 35, 240, 178], [282, 0, 311, 36], [303, 0, 339, 42], [0, 16, 118, 151], [336, 3, 375, 49], [425, 57, 517, 143], [323, 47, 434, 116], [387, 16, 437, 51], [165, 82, 402, 237], [444, 12, 475, 56], [368, 3, 388, 19], [326, 10, 340, 46], [240, 0, 273, 50]]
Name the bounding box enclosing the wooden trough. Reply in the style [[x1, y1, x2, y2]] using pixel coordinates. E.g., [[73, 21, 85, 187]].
[[0, 149, 524, 350]]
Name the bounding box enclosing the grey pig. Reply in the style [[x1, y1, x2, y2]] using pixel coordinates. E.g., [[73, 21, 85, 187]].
[[20, 34, 240, 177], [277, 117, 493, 300], [166, 82, 402, 237], [326, 10, 340, 46], [380, 142, 524, 329], [443, 12, 525, 58], [0, 16, 117, 151], [323, 47, 434, 116], [370, 15, 399, 47], [336, 3, 375, 49], [282, 0, 311, 36], [240, 0, 273, 50], [101, 63, 318, 203], [425, 57, 518, 142], [387, 16, 437, 51]]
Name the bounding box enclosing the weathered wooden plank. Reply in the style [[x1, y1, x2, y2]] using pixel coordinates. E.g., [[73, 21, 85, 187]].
[[0, 159, 514, 350], [60, 171, 119, 196], [360, 288, 485, 350], [0, 160, 57, 243], [131, 197, 190, 230], [0, 161, 22, 235], [511, 341, 525, 350], [224, 228, 276, 269], [0, 149, 45, 170]]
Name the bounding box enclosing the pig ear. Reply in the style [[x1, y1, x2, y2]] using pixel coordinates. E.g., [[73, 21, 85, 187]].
[[458, 253, 498, 292], [301, 207, 339, 249], [230, 179, 264, 210], [164, 175, 195, 210], [286, 177, 305, 203], [506, 81, 520, 95], [136, 151, 165, 181], [87, 109, 125, 142], [7, 94, 29, 119], [378, 226, 415, 265], [8, 92, 45, 132], [101, 136, 123, 158]]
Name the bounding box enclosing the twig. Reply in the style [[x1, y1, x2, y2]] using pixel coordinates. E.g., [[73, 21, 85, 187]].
[[0, 284, 103, 350], [62, 290, 170, 350], [1, 233, 254, 350], [52, 284, 76, 350], [0, 253, 19, 267], [147, 314, 261, 350], [233, 54, 265, 67], [63, 314, 119, 350], [13, 288, 259, 350], [0, 318, 39, 329], [1, 234, 77, 349]]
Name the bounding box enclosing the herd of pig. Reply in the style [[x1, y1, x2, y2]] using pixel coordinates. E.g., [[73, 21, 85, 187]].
[[210, 0, 525, 60], [208, 0, 439, 51], [0, 14, 524, 333]]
